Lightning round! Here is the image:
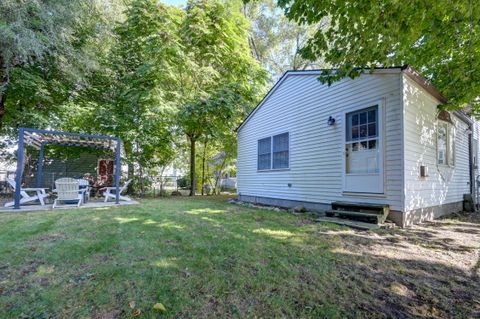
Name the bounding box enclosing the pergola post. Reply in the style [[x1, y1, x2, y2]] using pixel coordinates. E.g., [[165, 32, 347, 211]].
[[115, 138, 121, 204], [35, 143, 45, 188], [14, 128, 25, 209]]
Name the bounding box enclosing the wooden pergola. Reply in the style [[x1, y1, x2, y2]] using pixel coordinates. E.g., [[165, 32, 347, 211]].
[[13, 128, 122, 209]]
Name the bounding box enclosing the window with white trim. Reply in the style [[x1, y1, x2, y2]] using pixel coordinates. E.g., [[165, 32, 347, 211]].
[[273, 133, 289, 169], [257, 137, 271, 170], [437, 121, 455, 166], [345, 106, 379, 174], [258, 133, 289, 170]]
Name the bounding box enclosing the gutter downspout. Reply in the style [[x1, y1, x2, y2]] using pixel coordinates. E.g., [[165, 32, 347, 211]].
[[463, 114, 476, 208], [468, 128, 475, 196]]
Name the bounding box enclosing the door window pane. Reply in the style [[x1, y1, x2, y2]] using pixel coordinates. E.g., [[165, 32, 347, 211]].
[[368, 110, 376, 122], [346, 106, 379, 175], [347, 107, 378, 142], [352, 126, 359, 139], [368, 123, 376, 137], [359, 124, 367, 138], [359, 112, 367, 124], [352, 114, 359, 125]]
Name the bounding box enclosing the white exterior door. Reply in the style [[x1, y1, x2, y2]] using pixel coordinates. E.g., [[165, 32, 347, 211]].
[[343, 103, 384, 193]]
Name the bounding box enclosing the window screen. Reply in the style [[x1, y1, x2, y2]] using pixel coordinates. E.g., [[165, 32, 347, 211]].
[[258, 137, 271, 170], [437, 121, 455, 166], [437, 123, 447, 165], [273, 133, 289, 169]]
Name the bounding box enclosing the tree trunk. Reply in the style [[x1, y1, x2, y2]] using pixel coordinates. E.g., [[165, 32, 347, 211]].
[[189, 135, 196, 196], [124, 141, 135, 194], [0, 92, 5, 130], [139, 163, 145, 197], [201, 139, 208, 196], [159, 166, 166, 197], [134, 140, 145, 197], [0, 62, 9, 130], [214, 158, 227, 195], [127, 162, 134, 194]]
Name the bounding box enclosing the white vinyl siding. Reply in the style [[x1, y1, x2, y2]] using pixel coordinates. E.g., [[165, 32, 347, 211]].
[[237, 72, 403, 211], [403, 74, 469, 212]]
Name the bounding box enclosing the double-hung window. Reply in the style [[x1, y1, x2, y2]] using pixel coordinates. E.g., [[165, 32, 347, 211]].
[[258, 132, 289, 170], [437, 120, 455, 166], [257, 137, 271, 170]]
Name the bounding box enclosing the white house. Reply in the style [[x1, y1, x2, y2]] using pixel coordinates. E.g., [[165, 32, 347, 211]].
[[236, 66, 479, 227]]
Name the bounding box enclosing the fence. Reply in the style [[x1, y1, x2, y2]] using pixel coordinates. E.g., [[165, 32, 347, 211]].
[[25, 171, 117, 190], [0, 170, 118, 194], [0, 171, 15, 195], [219, 177, 237, 189], [0, 171, 237, 197], [144, 175, 237, 197]]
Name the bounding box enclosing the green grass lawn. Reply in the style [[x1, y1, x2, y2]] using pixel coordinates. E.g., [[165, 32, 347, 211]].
[[0, 196, 478, 318]]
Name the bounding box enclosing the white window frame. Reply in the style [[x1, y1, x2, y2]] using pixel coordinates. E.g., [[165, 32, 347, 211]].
[[257, 132, 290, 171], [437, 120, 455, 167], [257, 137, 272, 171], [345, 106, 379, 171]]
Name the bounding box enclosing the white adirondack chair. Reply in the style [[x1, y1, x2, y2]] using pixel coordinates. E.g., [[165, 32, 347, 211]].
[[77, 179, 91, 202], [4, 178, 49, 207], [53, 178, 86, 208], [102, 180, 132, 202]]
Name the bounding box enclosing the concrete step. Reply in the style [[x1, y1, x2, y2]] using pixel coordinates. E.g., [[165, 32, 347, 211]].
[[330, 201, 390, 224], [331, 201, 388, 209], [316, 217, 380, 230], [326, 209, 387, 224]]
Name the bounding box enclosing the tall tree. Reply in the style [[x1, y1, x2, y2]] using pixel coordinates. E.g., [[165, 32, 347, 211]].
[[88, 0, 183, 194], [278, 0, 480, 109], [177, 0, 267, 196], [244, 0, 326, 81], [0, 0, 123, 132]]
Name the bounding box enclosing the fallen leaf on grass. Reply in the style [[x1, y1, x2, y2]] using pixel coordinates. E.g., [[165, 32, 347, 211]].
[[153, 303, 166, 312], [129, 301, 136, 309], [132, 309, 142, 317]]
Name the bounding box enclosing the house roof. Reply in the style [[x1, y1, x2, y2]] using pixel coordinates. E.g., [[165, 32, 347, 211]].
[[236, 65, 451, 132]]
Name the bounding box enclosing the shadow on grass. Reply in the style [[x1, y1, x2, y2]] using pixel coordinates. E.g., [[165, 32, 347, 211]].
[[1, 199, 479, 318], [98, 204, 480, 318]]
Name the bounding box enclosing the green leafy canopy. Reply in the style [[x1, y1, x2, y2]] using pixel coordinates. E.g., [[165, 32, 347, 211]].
[[278, 0, 480, 110]]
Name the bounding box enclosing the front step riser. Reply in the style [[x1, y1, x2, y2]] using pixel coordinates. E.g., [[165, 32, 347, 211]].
[[328, 201, 390, 225], [326, 211, 384, 224]]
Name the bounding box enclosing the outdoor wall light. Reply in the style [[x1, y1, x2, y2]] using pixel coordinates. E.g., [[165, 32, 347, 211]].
[[327, 116, 336, 126]]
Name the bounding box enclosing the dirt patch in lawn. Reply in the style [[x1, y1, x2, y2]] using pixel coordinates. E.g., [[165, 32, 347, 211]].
[[93, 309, 122, 319], [325, 211, 480, 318]]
